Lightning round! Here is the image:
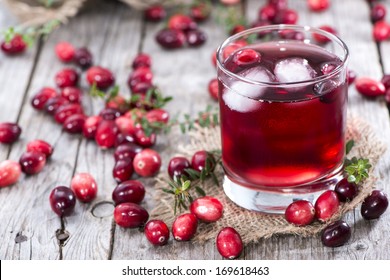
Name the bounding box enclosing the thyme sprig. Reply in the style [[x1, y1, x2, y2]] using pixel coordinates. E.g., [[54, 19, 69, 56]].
[[344, 140, 372, 184]]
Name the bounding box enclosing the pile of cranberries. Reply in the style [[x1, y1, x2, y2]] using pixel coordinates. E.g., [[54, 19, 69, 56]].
[[370, 1, 390, 42]]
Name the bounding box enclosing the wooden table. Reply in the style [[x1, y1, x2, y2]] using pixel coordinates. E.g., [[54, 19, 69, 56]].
[[1, 0, 389, 260]]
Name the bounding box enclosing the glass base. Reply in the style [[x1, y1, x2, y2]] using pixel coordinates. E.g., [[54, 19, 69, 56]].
[[223, 168, 344, 214]]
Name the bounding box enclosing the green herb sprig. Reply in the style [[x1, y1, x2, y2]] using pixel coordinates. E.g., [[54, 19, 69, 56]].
[[344, 140, 372, 184]]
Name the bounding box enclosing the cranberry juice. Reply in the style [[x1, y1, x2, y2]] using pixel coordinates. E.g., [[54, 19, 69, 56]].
[[219, 41, 347, 189]]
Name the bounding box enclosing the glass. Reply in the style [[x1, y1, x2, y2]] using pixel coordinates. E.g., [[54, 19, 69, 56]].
[[217, 25, 349, 213]]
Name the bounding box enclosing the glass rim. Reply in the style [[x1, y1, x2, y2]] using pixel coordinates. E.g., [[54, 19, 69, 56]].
[[216, 24, 350, 87]]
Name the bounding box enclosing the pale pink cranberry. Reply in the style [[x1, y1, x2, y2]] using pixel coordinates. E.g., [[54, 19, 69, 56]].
[[307, 0, 330, 12], [71, 173, 98, 203], [0, 160, 22, 188], [55, 42, 75, 63], [190, 196, 223, 222]]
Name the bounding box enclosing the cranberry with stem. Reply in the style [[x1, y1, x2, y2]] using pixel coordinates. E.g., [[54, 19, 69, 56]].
[[114, 202, 149, 228], [1, 35, 26, 55], [27, 140, 53, 158], [321, 220, 351, 247], [55, 68, 79, 88], [113, 159, 134, 183], [168, 156, 191, 179], [285, 200, 315, 226], [190, 196, 224, 222], [49, 186, 76, 217], [133, 149, 161, 177], [216, 227, 243, 259], [361, 190, 388, 220], [112, 180, 145, 205], [19, 151, 46, 175], [172, 213, 198, 241], [0, 122, 22, 144], [145, 220, 170, 246], [0, 160, 22, 188], [71, 173, 98, 203]]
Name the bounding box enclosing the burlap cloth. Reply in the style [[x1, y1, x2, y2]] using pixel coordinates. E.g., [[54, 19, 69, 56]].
[[151, 116, 387, 244]]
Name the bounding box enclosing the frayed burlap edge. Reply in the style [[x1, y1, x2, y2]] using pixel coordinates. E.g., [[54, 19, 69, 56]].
[[151, 116, 387, 244], [119, 0, 190, 10]]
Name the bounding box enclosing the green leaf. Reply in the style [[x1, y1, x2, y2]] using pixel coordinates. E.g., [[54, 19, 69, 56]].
[[162, 189, 175, 194], [346, 140, 355, 155], [195, 186, 206, 197], [182, 180, 192, 191]]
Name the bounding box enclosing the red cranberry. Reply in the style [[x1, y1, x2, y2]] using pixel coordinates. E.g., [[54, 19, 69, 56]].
[[114, 202, 149, 228], [321, 220, 351, 247], [61, 87, 82, 103], [45, 96, 69, 115], [54, 104, 83, 124], [83, 115, 102, 139], [347, 69, 357, 85], [216, 227, 243, 259], [132, 53, 151, 69], [114, 143, 142, 162], [233, 49, 261, 67], [258, 5, 276, 22], [156, 29, 186, 49], [191, 150, 214, 172], [146, 109, 169, 124], [99, 108, 121, 120], [49, 186, 76, 217], [74, 47, 93, 69], [63, 114, 86, 134], [134, 129, 157, 148], [285, 200, 315, 226], [55, 68, 79, 88], [382, 74, 390, 89], [130, 83, 153, 95], [371, 4, 386, 23], [26, 139, 53, 158], [19, 151, 46, 175], [95, 120, 119, 149], [274, 9, 298, 24], [168, 14, 197, 32], [0, 122, 22, 144], [145, 220, 170, 246], [334, 178, 358, 202], [31, 87, 58, 110], [222, 40, 248, 60], [172, 213, 198, 241], [268, 0, 288, 10], [1, 35, 26, 55], [279, 30, 305, 41], [208, 78, 219, 101], [190, 196, 223, 222], [71, 173, 98, 203], [315, 190, 340, 222], [144, 5, 166, 22], [133, 149, 161, 177], [373, 21, 390, 42], [115, 133, 135, 147], [112, 180, 145, 205], [211, 50, 217, 67], [0, 160, 22, 188], [55, 42, 75, 63], [113, 159, 134, 183], [307, 0, 329, 12], [190, 4, 210, 22], [230, 25, 246, 35], [361, 190, 388, 220], [86, 66, 115, 89], [313, 25, 337, 43], [168, 156, 191, 179], [106, 95, 129, 114], [320, 62, 337, 75], [115, 116, 137, 135], [128, 67, 153, 93], [355, 77, 386, 97], [187, 29, 207, 47]]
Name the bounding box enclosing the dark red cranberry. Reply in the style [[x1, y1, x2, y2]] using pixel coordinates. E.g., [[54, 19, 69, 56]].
[[190, 196, 223, 222], [371, 4, 386, 23], [208, 79, 219, 101], [355, 77, 386, 97], [86, 66, 115, 89], [19, 151, 46, 175], [313, 25, 337, 43], [1, 35, 26, 55], [308, 0, 330, 12], [55, 42, 75, 63], [95, 120, 119, 149], [191, 150, 214, 172], [315, 190, 340, 222], [268, 0, 288, 10], [232, 49, 261, 67], [27, 139, 53, 158], [381, 74, 390, 89], [321, 220, 351, 247], [258, 5, 276, 22], [113, 159, 134, 183], [133, 148, 161, 177], [63, 114, 86, 134], [99, 108, 121, 120], [83, 115, 102, 139], [190, 4, 210, 22], [31, 87, 58, 110], [0, 160, 22, 188], [114, 143, 142, 162], [347, 69, 357, 85], [168, 14, 197, 32], [230, 25, 246, 35], [74, 47, 93, 69], [61, 87, 82, 103], [115, 133, 135, 147], [145, 109, 169, 124], [145, 220, 170, 246], [172, 213, 198, 241], [114, 202, 149, 228], [156, 29, 186, 49], [112, 180, 145, 205], [128, 67, 153, 93], [216, 227, 243, 259], [0, 122, 22, 144], [130, 82, 153, 95], [373, 21, 390, 42], [187, 29, 207, 47], [134, 129, 156, 148], [54, 104, 83, 124], [168, 157, 191, 179], [71, 173, 98, 203], [49, 186, 76, 217], [361, 190, 388, 220], [335, 178, 358, 202], [285, 200, 315, 226], [144, 5, 166, 22], [55, 68, 79, 88], [274, 9, 298, 24], [132, 53, 151, 69], [45, 96, 69, 115]]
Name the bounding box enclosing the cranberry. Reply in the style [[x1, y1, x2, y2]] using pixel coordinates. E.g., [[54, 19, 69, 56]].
[[115, 116, 137, 135], [83, 115, 102, 139], [168, 156, 191, 179], [268, 0, 288, 10], [132, 53, 151, 69], [106, 95, 129, 114], [285, 200, 315, 226], [233, 49, 261, 67], [55, 42, 75, 63], [279, 30, 305, 41], [31, 87, 58, 110], [26, 139, 53, 158], [144, 5, 166, 22], [172, 213, 198, 241], [307, 0, 329, 12], [113, 159, 134, 183], [115, 133, 135, 147], [382, 74, 390, 89], [168, 14, 197, 32], [112, 180, 145, 205], [190, 196, 223, 222], [114, 202, 149, 228], [130, 82, 153, 95], [45, 96, 69, 115], [86, 66, 115, 89], [211, 50, 217, 67], [54, 104, 83, 124], [99, 108, 121, 120], [1, 35, 26, 55], [208, 78, 219, 101], [63, 114, 86, 134], [0, 160, 22, 188], [222, 40, 248, 60], [230, 25, 246, 35], [347, 69, 357, 85], [145, 220, 170, 246], [19, 151, 46, 175], [335, 178, 358, 202], [61, 87, 82, 103], [133, 149, 161, 177], [315, 190, 340, 222], [191, 150, 214, 172], [321, 220, 351, 247], [313, 25, 337, 43], [274, 9, 298, 24], [49, 186, 76, 217], [373, 21, 390, 42], [371, 4, 386, 23], [134, 129, 157, 148], [361, 190, 388, 220], [128, 67, 153, 93], [320, 62, 337, 75], [95, 120, 119, 149], [114, 143, 142, 162], [55, 68, 79, 88], [156, 29, 186, 49], [74, 47, 93, 69], [146, 109, 169, 124], [0, 122, 22, 144], [216, 227, 243, 259], [190, 4, 210, 22], [258, 5, 276, 22], [355, 77, 386, 97], [71, 173, 98, 203], [187, 29, 207, 47]]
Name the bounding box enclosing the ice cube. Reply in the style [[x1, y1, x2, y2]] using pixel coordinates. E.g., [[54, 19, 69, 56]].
[[222, 88, 260, 113], [274, 58, 317, 83]]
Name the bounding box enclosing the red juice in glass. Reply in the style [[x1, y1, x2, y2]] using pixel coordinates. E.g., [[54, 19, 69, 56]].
[[217, 26, 349, 213]]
